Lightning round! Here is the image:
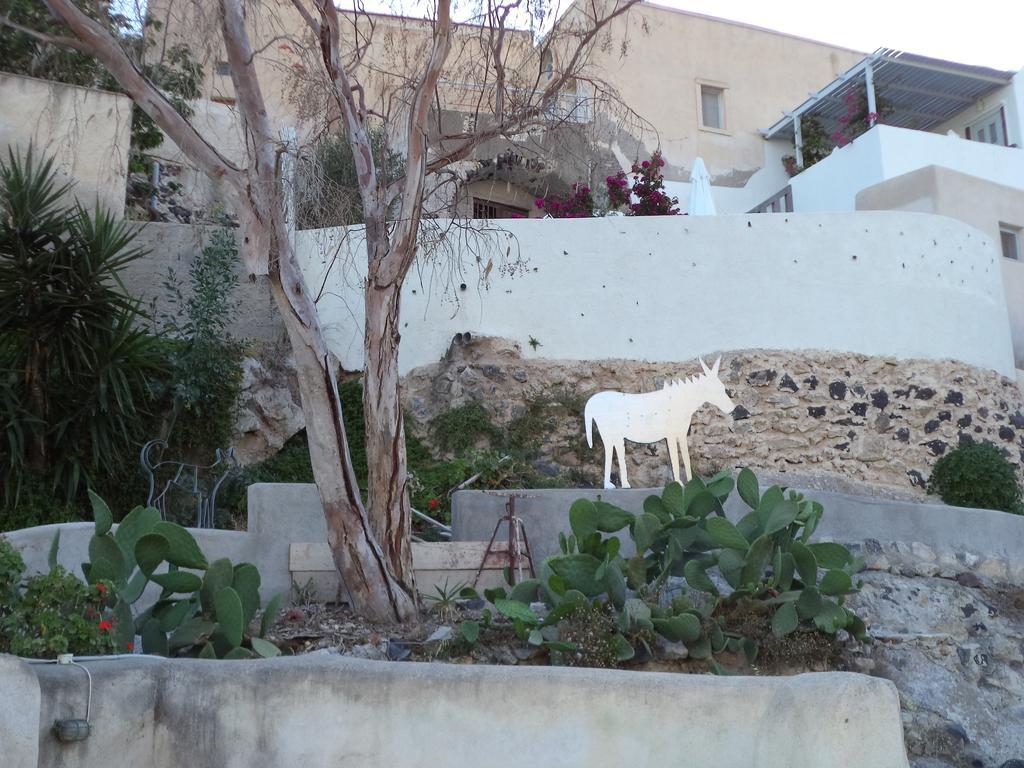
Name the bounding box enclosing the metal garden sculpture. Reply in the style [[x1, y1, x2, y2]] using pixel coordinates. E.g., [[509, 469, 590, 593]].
[[584, 357, 736, 488]]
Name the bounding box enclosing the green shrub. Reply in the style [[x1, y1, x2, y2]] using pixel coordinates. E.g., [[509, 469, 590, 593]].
[[927, 441, 1023, 514], [0, 536, 117, 657], [0, 535, 25, 605], [430, 401, 502, 455], [150, 228, 244, 456], [465, 469, 868, 669]]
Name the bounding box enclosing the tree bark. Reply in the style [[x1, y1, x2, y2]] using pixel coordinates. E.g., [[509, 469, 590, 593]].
[[269, 240, 416, 623], [363, 270, 415, 591]]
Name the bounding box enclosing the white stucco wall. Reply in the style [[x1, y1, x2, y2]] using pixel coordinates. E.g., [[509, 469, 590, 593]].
[[295, 212, 1016, 376], [790, 124, 1024, 213], [935, 69, 1024, 148]]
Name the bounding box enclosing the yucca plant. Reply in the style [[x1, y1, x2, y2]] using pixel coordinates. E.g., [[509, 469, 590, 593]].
[[0, 146, 164, 503]]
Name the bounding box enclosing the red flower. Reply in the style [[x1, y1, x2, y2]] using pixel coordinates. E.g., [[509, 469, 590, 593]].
[[96, 583, 107, 594], [428, 498, 440, 510], [126, 642, 134, 651], [98, 620, 113, 631]]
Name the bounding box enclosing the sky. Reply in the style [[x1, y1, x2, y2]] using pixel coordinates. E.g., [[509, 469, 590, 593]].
[[649, 0, 1023, 71]]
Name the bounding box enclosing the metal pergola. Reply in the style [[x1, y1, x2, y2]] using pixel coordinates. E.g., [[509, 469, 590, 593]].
[[761, 49, 1015, 166]]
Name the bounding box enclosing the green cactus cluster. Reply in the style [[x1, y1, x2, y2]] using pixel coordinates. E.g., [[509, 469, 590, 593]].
[[467, 468, 868, 667], [77, 491, 283, 659]]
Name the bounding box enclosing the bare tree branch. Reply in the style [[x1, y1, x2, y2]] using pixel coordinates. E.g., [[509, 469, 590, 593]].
[[383, 0, 454, 286], [0, 14, 89, 51]]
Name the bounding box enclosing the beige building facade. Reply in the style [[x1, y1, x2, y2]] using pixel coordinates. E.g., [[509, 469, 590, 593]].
[[142, 1, 865, 217]]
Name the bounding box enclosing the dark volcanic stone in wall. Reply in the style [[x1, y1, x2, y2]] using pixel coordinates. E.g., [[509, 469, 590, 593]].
[[778, 374, 799, 392], [747, 369, 776, 386]]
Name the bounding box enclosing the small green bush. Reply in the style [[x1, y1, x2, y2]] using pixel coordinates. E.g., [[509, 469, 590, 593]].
[[430, 401, 502, 455], [927, 441, 1023, 514], [0, 537, 117, 657]]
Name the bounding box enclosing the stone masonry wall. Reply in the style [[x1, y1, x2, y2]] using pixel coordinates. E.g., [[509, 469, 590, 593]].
[[402, 336, 1024, 494]]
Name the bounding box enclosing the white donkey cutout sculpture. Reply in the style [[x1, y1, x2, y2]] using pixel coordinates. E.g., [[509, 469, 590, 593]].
[[584, 357, 736, 489]]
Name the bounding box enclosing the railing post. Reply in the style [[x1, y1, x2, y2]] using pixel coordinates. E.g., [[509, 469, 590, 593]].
[[865, 62, 877, 127], [793, 113, 804, 168]]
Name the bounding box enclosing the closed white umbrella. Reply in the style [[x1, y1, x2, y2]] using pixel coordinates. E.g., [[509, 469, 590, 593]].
[[687, 157, 716, 216]]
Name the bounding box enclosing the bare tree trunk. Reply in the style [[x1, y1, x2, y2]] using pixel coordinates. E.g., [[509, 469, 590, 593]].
[[269, 258, 416, 623], [363, 270, 415, 591]]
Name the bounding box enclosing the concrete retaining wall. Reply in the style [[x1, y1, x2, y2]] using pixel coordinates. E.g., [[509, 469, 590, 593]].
[[6, 484, 326, 604], [296, 212, 1016, 376], [452, 486, 1024, 582], [8, 482, 1024, 610], [3, 655, 908, 768], [121, 223, 286, 343]]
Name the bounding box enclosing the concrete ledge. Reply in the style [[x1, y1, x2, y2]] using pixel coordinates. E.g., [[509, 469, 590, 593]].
[[26, 655, 907, 768], [4, 483, 328, 603], [0, 656, 40, 768], [9, 482, 1024, 610], [452, 486, 1024, 579]]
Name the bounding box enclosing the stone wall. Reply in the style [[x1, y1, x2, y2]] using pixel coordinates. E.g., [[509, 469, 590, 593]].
[[403, 336, 1024, 494]]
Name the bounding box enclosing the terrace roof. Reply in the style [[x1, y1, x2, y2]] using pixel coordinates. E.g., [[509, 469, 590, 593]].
[[762, 49, 1015, 140]]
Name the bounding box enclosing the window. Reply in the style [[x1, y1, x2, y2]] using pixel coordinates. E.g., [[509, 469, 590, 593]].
[[967, 108, 1007, 146], [473, 199, 528, 219], [699, 84, 725, 131], [1001, 225, 1020, 261], [541, 49, 554, 80], [215, 60, 231, 76]]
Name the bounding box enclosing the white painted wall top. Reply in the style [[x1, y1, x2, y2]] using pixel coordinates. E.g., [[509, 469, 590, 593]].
[[790, 124, 1024, 213], [296, 213, 1015, 377]]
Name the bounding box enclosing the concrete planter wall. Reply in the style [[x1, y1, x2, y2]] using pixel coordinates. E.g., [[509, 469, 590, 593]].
[[7, 482, 1024, 609], [2, 654, 909, 768], [452, 486, 1024, 584]]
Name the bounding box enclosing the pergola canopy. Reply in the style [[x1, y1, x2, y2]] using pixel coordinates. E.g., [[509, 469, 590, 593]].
[[762, 48, 1014, 142]]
